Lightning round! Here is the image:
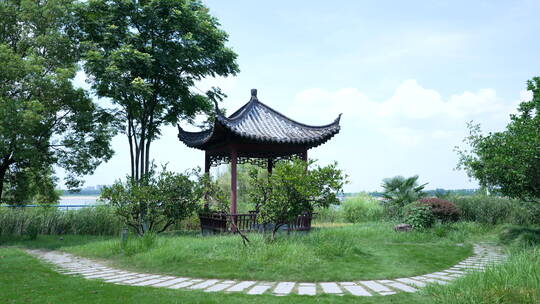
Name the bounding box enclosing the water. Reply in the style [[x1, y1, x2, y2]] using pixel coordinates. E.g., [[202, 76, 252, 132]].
[[58, 196, 101, 210]]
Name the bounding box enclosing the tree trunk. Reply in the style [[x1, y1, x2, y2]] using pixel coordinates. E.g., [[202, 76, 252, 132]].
[[144, 138, 151, 176], [127, 117, 135, 180], [0, 153, 14, 203], [0, 162, 8, 203]]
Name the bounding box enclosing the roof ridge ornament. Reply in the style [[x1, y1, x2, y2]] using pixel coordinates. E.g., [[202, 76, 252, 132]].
[[250, 88, 258, 100], [212, 98, 222, 116]]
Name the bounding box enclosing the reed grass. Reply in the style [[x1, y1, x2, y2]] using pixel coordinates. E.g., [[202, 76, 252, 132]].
[[0, 205, 122, 238]]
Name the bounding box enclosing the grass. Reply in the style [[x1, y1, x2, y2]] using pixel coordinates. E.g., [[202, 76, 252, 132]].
[[1, 222, 535, 304], [0, 247, 432, 304], [423, 246, 540, 304], [1, 222, 492, 282]]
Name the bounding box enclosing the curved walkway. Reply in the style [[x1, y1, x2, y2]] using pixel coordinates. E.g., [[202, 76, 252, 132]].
[[25, 244, 506, 297]]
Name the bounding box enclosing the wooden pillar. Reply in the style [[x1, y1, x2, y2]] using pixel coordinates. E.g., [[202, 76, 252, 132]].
[[230, 146, 238, 231], [301, 150, 308, 162], [204, 152, 210, 174], [203, 152, 210, 209], [267, 158, 273, 175]]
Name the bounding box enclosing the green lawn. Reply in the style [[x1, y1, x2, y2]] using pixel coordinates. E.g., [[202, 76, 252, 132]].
[[0, 247, 431, 304], [1, 222, 536, 304], [1, 222, 481, 281]]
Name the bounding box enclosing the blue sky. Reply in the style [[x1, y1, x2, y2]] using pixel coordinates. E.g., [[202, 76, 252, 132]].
[[69, 0, 540, 192]]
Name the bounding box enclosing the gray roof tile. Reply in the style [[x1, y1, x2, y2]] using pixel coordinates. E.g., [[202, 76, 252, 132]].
[[178, 90, 341, 149]]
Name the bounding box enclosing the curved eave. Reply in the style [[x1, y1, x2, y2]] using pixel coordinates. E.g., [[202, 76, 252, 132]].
[[178, 94, 342, 149], [177, 125, 215, 150]]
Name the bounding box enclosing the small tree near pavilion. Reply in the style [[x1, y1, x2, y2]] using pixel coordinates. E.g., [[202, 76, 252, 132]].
[[101, 167, 202, 235], [248, 159, 347, 240]]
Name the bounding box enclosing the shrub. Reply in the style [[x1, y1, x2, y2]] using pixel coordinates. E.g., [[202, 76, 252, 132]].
[[452, 195, 540, 225], [341, 194, 384, 223], [380, 175, 427, 220], [248, 159, 346, 240], [500, 225, 540, 247], [172, 214, 201, 231], [403, 203, 435, 230], [101, 166, 202, 235], [417, 197, 460, 222]]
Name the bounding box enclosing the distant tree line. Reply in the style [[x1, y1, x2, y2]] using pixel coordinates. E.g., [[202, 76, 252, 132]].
[[367, 188, 478, 198]]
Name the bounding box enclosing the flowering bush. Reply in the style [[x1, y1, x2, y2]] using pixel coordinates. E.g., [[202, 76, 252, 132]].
[[418, 197, 461, 222]]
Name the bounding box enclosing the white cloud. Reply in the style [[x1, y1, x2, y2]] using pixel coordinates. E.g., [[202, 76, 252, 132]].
[[289, 80, 514, 146], [359, 31, 471, 64]]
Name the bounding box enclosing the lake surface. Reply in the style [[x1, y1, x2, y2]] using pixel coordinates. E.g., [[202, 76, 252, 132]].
[[58, 196, 100, 209]]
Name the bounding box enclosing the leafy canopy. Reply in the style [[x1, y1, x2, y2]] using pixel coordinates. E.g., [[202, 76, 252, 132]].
[[0, 0, 116, 204], [457, 77, 540, 202], [76, 0, 239, 180]]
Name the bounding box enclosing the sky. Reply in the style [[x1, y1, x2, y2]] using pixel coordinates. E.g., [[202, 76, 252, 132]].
[[66, 0, 540, 192]]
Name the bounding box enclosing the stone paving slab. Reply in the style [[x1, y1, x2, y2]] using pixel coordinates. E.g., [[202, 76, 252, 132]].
[[24, 243, 506, 297], [319, 282, 343, 294], [340, 282, 372, 296], [247, 283, 274, 295], [227, 281, 256, 292], [152, 277, 189, 287]]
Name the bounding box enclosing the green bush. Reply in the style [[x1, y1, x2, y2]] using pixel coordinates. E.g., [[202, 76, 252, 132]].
[[341, 194, 384, 223], [0, 206, 122, 237], [172, 214, 201, 231], [403, 203, 435, 229], [500, 225, 540, 247], [452, 195, 540, 225]]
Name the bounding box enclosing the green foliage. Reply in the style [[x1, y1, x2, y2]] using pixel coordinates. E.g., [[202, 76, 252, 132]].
[[417, 197, 461, 222], [2, 167, 60, 206], [341, 194, 384, 223], [248, 160, 347, 239], [199, 173, 229, 212], [451, 195, 540, 225], [214, 164, 266, 212], [0, 206, 122, 237], [403, 203, 435, 230], [313, 206, 342, 223], [456, 77, 540, 202], [0, 0, 117, 202], [381, 175, 427, 219], [101, 167, 202, 235], [76, 0, 239, 180], [499, 225, 540, 247]]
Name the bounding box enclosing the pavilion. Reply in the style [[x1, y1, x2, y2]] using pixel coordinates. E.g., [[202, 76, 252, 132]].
[[177, 89, 341, 231]]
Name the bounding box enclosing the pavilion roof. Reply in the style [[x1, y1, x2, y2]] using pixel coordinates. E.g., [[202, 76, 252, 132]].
[[177, 89, 341, 150]]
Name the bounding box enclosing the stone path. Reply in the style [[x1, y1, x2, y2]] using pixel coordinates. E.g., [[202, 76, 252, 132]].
[[25, 244, 506, 297]]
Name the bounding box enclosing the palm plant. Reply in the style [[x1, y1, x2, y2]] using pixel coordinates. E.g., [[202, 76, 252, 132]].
[[381, 175, 428, 207]]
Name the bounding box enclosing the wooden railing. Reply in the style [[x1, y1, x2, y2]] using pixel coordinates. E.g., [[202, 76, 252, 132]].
[[198, 212, 313, 233]]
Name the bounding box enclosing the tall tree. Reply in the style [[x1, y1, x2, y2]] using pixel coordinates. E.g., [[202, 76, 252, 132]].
[[77, 0, 239, 181], [457, 77, 540, 202], [0, 0, 116, 203]]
